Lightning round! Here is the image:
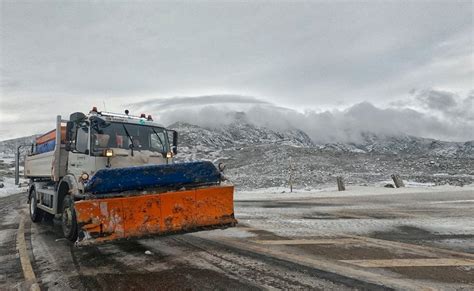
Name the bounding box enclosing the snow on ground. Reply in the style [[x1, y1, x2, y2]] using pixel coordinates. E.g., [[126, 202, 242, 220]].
[[233, 183, 474, 239], [236, 215, 474, 238], [235, 183, 474, 201], [0, 157, 14, 163], [0, 178, 27, 198], [198, 227, 257, 239]]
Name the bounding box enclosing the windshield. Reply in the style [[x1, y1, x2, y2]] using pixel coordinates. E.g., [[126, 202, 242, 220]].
[[91, 119, 169, 154]]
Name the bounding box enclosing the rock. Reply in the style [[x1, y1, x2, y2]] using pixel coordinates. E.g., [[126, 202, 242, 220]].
[[384, 183, 395, 188], [145, 250, 152, 255], [0, 183, 4, 188]]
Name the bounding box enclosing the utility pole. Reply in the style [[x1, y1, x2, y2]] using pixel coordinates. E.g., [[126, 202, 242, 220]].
[[15, 145, 23, 185]]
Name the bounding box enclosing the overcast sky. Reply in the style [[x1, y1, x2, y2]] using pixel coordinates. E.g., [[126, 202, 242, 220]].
[[0, 1, 472, 141]]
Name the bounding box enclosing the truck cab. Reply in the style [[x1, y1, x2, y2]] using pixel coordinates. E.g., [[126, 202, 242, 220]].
[[66, 109, 177, 192]]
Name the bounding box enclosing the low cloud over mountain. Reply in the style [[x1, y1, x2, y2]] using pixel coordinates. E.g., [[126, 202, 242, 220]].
[[129, 89, 473, 143]]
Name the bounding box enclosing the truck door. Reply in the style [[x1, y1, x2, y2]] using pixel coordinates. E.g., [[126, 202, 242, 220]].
[[68, 121, 95, 178]]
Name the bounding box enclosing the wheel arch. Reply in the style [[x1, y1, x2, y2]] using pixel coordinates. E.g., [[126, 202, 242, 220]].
[[28, 183, 36, 203], [57, 175, 79, 212]]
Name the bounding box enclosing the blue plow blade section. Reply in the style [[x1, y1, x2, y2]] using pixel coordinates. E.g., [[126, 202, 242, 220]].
[[35, 140, 56, 154], [84, 161, 221, 194]]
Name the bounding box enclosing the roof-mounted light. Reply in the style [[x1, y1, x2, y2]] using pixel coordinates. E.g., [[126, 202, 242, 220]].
[[140, 113, 146, 118], [91, 106, 98, 113], [147, 115, 153, 121]]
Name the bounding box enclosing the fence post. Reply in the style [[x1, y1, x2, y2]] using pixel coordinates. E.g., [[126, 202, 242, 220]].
[[336, 176, 345, 191], [289, 157, 293, 193], [391, 174, 405, 188]]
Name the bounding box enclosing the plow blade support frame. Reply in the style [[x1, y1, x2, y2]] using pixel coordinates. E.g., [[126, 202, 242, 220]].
[[74, 185, 236, 245]]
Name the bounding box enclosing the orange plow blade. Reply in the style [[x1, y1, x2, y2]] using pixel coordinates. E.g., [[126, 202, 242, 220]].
[[74, 185, 237, 245]]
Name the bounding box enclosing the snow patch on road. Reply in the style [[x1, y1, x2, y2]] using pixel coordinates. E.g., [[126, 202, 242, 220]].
[[200, 227, 256, 239]]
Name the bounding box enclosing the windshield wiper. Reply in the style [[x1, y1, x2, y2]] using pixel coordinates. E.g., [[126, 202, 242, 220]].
[[122, 124, 134, 156], [151, 128, 166, 153]]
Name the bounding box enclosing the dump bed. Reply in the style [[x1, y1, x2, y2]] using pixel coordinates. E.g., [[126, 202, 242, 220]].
[[24, 150, 67, 178], [34, 127, 67, 154], [24, 117, 67, 180]]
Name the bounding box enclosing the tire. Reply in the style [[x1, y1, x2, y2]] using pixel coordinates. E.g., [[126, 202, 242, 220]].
[[61, 195, 78, 242], [29, 189, 44, 223]]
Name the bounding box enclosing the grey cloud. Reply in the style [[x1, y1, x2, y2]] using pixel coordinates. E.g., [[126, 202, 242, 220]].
[[129, 95, 270, 111], [1, 92, 472, 142], [414, 89, 474, 122], [0, 2, 473, 140], [126, 92, 473, 143], [246, 102, 467, 143], [416, 89, 457, 110], [1, 1, 472, 107]]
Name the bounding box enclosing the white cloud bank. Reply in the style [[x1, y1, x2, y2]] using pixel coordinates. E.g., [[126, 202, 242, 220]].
[[129, 90, 473, 143]]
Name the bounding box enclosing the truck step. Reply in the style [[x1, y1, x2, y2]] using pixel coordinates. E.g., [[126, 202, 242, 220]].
[[36, 188, 55, 196]]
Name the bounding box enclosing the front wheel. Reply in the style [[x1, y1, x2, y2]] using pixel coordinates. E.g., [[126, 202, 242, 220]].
[[61, 195, 78, 242], [29, 189, 44, 223]]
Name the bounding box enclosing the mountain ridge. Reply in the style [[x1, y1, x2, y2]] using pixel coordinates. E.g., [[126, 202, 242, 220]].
[[1, 122, 472, 190], [168, 121, 473, 158]]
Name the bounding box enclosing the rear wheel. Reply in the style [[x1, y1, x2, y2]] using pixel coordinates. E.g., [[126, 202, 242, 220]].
[[29, 189, 44, 223], [61, 195, 78, 242]]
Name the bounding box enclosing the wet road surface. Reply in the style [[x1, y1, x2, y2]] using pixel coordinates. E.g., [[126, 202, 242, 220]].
[[1, 187, 473, 290]]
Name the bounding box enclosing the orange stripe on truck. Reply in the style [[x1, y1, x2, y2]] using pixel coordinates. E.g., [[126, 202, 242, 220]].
[[74, 185, 236, 245], [36, 126, 67, 144]]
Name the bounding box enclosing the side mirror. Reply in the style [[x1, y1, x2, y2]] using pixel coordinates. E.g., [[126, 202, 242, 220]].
[[171, 130, 178, 155], [66, 121, 74, 140], [65, 121, 75, 151]]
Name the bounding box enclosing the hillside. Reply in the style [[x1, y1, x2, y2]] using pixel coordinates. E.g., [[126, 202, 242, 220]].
[[1, 119, 472, 190]]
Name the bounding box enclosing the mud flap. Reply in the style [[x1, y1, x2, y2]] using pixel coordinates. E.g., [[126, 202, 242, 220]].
[[74, 185, 237, 245]]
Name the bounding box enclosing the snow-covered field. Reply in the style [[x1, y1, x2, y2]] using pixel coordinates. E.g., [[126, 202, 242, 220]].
[[235, 183, 474, 201], [0, 177, 27, 198]]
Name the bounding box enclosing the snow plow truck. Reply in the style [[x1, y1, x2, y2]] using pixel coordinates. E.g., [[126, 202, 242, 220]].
[[24, 107, 237, 245]]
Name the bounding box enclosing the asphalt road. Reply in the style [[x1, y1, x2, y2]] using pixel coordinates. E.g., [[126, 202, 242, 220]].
[[1, 188, 473, 290]]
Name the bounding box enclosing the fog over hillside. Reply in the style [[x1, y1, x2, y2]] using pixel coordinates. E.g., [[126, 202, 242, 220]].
[[129, 89, 473, 144]]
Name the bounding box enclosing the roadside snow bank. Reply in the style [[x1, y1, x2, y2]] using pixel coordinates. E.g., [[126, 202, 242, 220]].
[[235, 184, 474, 201], [0, 178, 27, 198]]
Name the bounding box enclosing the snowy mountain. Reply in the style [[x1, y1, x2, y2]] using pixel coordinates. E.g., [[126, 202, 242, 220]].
[[169, 119, 473, 158], [169, 113, 313, 149], [0, 117, 472, 190], [318, 133, 473, 158]]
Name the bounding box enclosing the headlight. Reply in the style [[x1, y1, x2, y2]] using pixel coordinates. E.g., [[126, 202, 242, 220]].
[[80, 173, 89, 181], [166, 152, 173, 158], [104, 149, 114, 157]]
